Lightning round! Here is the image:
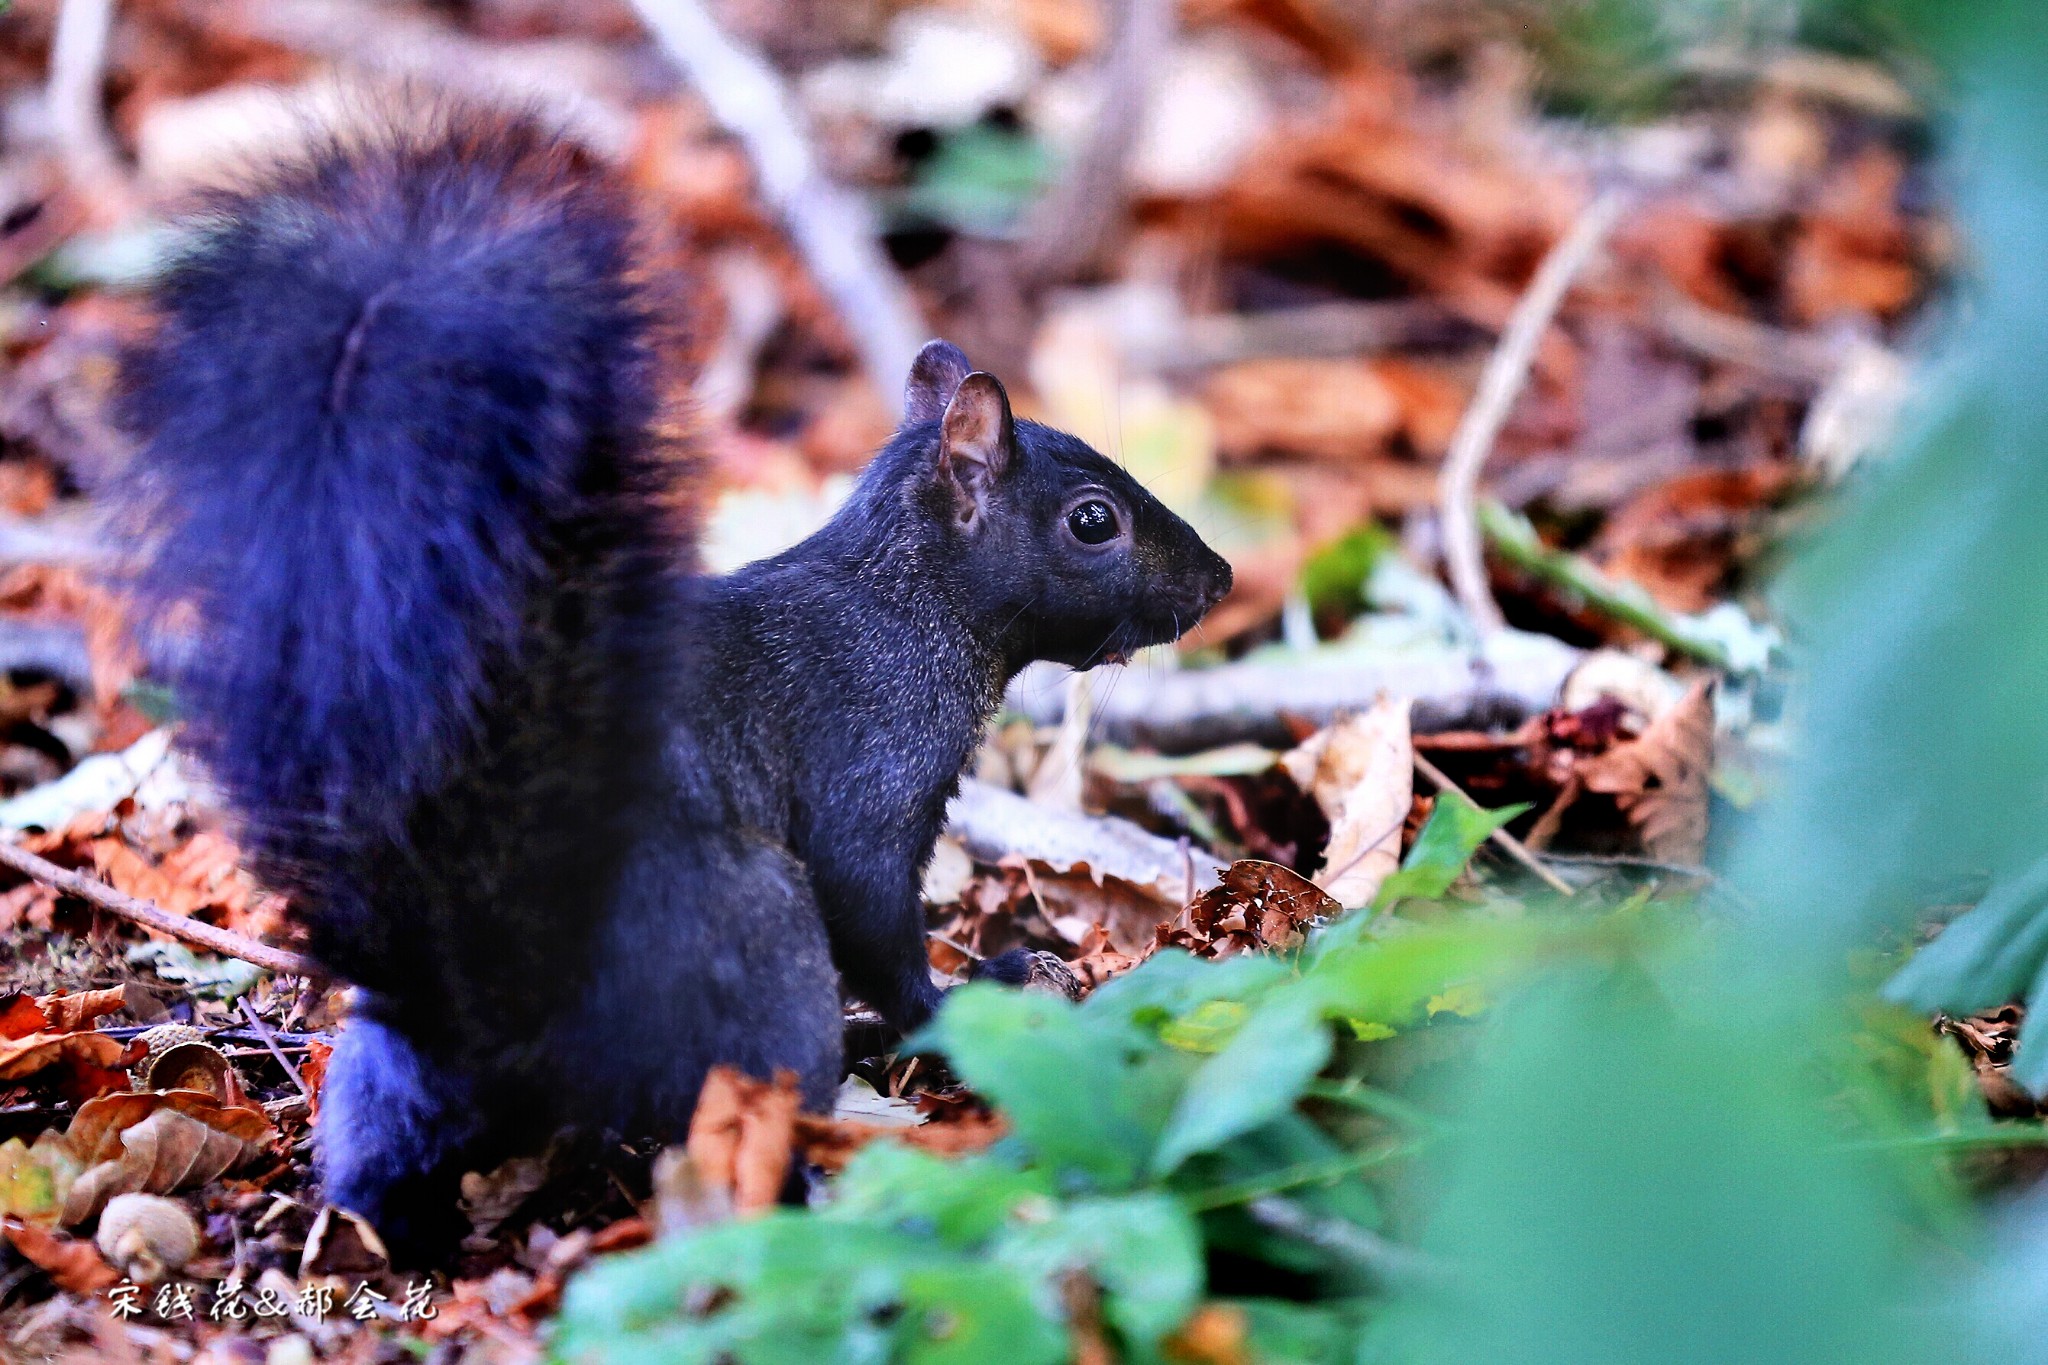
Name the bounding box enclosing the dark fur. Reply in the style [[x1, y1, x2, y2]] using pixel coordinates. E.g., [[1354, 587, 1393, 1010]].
[[119, 111, 1228, 1256]]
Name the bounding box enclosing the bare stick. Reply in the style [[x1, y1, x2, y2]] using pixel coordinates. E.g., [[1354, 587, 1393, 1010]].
[[47, 0, 127, 209], [239, 997, 312, 1101], [1018, 0, 1173, 284], [0, 841, 311, 976], [1411, 751, 1574, 897], [1439, 188, 1628, 635], [627, 0, 928, 415]]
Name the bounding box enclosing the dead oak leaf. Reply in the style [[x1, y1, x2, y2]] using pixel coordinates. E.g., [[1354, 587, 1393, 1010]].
[[1577, 680, 1714, 864], [0, 994, 50, 1040], [60, 1090, 276, 1224], [1156, 861, 1339, 960], [36, 988, 128, 1033], [0, 1031, 135, 1084], [684, 1067, 801, 1217], [1280, 699, 1412, 909], [3, 1218, 120, 1294]]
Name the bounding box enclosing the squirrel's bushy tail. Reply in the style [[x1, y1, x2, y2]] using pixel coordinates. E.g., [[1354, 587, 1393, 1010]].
[[120, 110, 689, 1042]]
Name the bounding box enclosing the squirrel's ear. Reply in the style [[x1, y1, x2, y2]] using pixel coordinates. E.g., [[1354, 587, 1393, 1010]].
[[905, 340, 974, 425], [937, 371, 1014, 525]]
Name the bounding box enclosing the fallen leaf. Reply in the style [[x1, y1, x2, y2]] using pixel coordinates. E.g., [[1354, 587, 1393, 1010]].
[[0, 995, 49, 1039], [34, 988, 128, 1033], [0, 1131, 83, 1223], [61, 1090, 276, 1224], [684, 1067, 801, 1217], [1577, 679, 1714, 863], [0, 1031, 133, 1084], [4, 1218, 120, 1294], [1156, 861, 1339, 959], [460, 1153, 552, 1237], [1281, 699, 1413, 908], [794, 1110, 1009, 1175]]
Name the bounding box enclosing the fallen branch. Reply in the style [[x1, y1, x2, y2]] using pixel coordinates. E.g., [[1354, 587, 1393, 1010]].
[[1004, 631, 1581, 752], [1411, 751, 1573, 897], [47, 0, 129, 215], [1439, 187, 1629, 635], [1017, 0, 1173, 284], [945, 777, 1224, 903], [0, 840, 310, 977], [627, 0, 928, 415]]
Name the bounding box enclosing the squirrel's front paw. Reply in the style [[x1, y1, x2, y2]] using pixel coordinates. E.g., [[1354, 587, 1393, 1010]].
[[967, 948, 1083, 1001]]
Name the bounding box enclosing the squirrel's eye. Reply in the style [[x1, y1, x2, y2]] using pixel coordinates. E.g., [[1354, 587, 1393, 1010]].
[[1067, 500, 1119, 545]]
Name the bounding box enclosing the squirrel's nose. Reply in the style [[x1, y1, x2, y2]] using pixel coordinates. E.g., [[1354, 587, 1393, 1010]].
[[1204, 554, 1233, 608]]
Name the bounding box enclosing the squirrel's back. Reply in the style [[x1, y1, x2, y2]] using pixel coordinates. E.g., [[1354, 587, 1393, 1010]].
[[121, 109, 692, 1045]]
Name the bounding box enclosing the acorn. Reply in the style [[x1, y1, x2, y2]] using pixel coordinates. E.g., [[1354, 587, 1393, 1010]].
[[133, 1024, 234, 1099]]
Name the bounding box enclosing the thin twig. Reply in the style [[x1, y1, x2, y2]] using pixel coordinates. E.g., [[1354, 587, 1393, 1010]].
[[1245, 1196, 1444, 1284], [1439, 188, 1629, 635], [0, 840, 311, 977], [627, 0, 928, 415], [46, 0, 128, 214], [929, 932, 984, 963], [239, 997, 313, 1101], [1411, 751, 1574, 897], [1537, 851, 1714, 880], [1017, 0, 1174, 284], [1478, 500, 1736, 670]]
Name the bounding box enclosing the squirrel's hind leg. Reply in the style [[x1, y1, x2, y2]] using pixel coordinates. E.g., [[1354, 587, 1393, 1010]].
[[316, 1011, 487, 1262], [557, 825, 845, 1135]]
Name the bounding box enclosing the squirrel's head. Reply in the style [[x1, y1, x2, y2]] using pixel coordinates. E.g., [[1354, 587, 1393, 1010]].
[[892, 339, 1232, 670]]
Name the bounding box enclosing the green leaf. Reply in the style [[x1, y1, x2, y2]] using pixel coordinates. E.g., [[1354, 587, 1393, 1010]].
[[898, 1264, 1066, 1365], [1887, 854, 2048, 1021], [993, 1194, 1205, 1356], [830, 1144, 1052, 1246], [1301, 523, 1395, 623], [921, 984, 1199, 1190], [1153, 993, 1332, 1175], [1373, 790, 1530, 908], [1305, 920, 1521, 1031], [896, 125, 1053, 237], [1234, 1297, 1369, 1365]]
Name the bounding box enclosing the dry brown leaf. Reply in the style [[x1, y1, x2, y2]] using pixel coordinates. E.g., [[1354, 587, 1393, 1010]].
[[1205, 359, 1404, 463], [35, 989, 128, 1034], [1281, 699, 1413, 908], [60, 1090, 275, 1224], [1577, 680, 1714, 863], [1595, 467, 1795, 614], [4, 1218, 121, 1295], [1164, 1303, 1252, 1365], [0, 1031, 132, 1084], [684, 1067, 800, 1217], [0, 994, 50, 1040], [794, 1109, 1009, 1175], [0, 564, 140, 706], [1155, 861, 1339, 960]]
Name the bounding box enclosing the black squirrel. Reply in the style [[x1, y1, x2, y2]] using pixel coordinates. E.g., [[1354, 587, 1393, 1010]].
[[116, 108, 1231, 1254]]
